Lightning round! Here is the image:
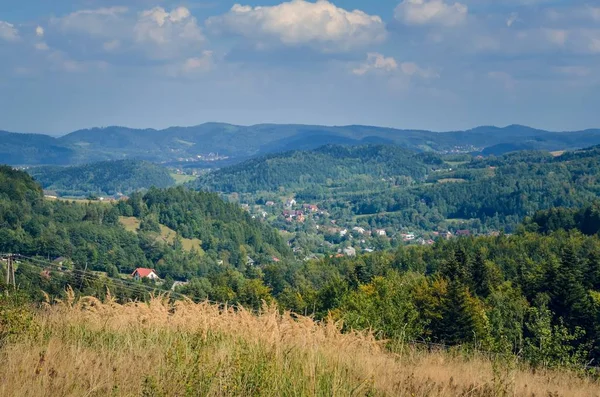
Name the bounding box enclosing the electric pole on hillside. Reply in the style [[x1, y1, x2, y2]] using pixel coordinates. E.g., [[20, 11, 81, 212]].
[[4, 254, 16, 291]]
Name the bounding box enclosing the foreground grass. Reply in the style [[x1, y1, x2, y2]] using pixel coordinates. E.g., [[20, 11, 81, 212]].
[[1, 293, 599, 397]]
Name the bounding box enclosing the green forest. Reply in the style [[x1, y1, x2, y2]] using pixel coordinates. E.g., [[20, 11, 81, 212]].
[[0, 166, 289, 283], [2, 163, 600, 370], [197, 145, 600, 233], [3, 146, 600, 371], [27, 160, 175, 197]]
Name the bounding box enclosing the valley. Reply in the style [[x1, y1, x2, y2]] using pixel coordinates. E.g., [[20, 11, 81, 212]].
[[3, 128, 600, 395]]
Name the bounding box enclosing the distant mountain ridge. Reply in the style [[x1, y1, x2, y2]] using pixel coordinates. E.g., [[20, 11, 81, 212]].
[[2, 123, 600, 165]]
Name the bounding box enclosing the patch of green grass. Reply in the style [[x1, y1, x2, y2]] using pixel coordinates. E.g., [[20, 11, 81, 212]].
[[170, 173, 198, 185], [437, 178, 467, 184]]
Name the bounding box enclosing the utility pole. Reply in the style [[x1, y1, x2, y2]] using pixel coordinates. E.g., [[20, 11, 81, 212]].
[[4, 255, 16, 291]]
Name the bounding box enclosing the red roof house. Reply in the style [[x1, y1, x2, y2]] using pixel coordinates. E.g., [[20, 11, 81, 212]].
[[132, 268, 160, 281]]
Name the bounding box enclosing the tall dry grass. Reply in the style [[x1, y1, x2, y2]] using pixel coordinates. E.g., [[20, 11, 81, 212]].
[[0, 291, 598, 397]]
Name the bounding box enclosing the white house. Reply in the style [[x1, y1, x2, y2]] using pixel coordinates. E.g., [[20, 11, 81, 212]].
[[375, 229, 387, 237], [343, 247, 357, 257], [132, 268, 160, 281]]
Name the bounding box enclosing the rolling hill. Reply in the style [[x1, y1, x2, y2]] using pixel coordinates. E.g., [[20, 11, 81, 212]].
[[3, 123, 600, 165], [195, 144, 445, 193], [27, 160, 175, 197]]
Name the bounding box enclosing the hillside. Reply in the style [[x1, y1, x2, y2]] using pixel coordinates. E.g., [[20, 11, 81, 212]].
[[202, 144, 600, 234], [28, 160, 175, 197], [3, 123, 600, 165], [1, 295, 598, 397], [195, 144, 444, 193], [0, 166, 290, 286], [119, 216, 203, 253], [4, 163, 600, 374]]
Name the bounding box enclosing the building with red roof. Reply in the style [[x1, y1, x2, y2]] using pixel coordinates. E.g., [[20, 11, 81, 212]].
[[132, 268, 160, 281]]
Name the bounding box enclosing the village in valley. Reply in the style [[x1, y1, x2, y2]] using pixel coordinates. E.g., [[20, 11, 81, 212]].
[[234, 195, 494, 261]]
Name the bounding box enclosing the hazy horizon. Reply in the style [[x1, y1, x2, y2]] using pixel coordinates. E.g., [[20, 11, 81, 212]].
[[3, 121, 600, 138]]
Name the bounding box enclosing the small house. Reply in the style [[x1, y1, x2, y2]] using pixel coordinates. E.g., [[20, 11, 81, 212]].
[[132, 268, 160, 281]]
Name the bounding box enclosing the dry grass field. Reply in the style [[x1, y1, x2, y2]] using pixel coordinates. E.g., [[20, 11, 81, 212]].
[[1, 292, 598, 397]]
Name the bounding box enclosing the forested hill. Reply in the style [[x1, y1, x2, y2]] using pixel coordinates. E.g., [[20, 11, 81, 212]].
[[27, 160, 175, 197], [195, 144, 445, 193], [0, 166, 290, 282], [3, 123, 600, 165]]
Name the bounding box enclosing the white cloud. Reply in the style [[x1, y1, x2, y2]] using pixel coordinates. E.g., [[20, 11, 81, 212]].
[[353, 52, 398, 75], [506, 13, 519, 27], [400, 62, 439, 78], [353, 53, 438, 80], [0, 21, 19, 41], [206, 0, 387, 52], [36, 26, 45, 37], [134, 7, 205, 59], [53, 7, 129, 38], [182, 52, 214, 72], [47, 50, 109, 73], [166, 50, 215, 77], [51, 6, 205, 60], [395, 0, 468, 27]]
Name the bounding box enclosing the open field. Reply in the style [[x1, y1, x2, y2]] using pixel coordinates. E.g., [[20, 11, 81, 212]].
[[0, 294, 598, 397], [44, 196, 112, 205], [170, 172, 198, 185], [119, 216, 203, 253], [437, 178, 468, 184]]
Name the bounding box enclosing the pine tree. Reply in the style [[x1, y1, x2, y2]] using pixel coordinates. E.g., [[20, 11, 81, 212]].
[[437, 280, 477, 345]]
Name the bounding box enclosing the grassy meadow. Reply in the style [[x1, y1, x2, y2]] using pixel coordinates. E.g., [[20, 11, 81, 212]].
[[1, 291, 599, 397]]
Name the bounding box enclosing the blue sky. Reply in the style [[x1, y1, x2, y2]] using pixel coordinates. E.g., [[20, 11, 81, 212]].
[[0, 0, 599, 134]]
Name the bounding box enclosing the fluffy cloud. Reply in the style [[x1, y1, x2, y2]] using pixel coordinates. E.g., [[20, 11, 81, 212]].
[[395, 0, 468, 27], [36, 26, 45, 37], [168, 50, 215, 77], [53, 7, 129, 38], [134, 7, 204, 46], [206, 0, 387, 52], [51, 6, 206, 60], [0, 21, 19, 41], [353, 53, 398, 75], [353, 53, 438, 79]]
